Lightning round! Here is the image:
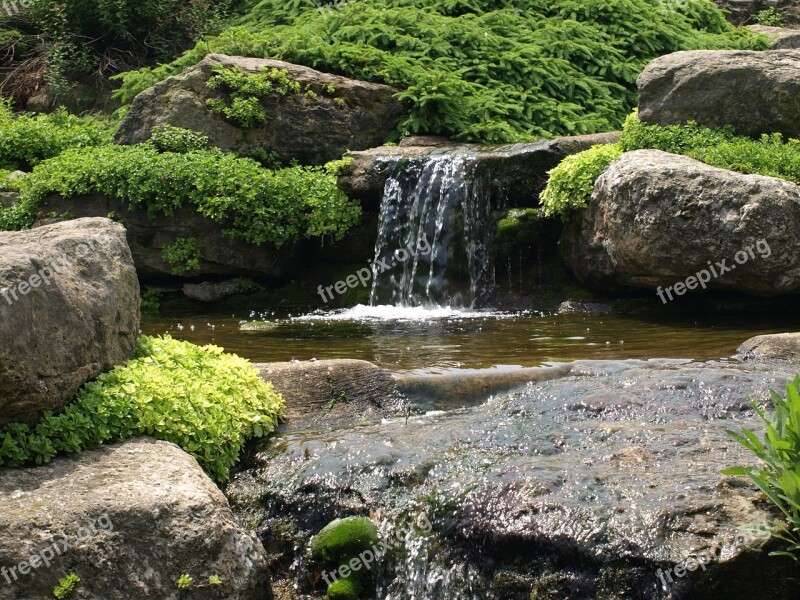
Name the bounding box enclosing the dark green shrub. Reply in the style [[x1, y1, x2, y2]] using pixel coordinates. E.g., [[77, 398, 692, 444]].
[[0, 144, 362, 246], [0, 335, 284, 483], [162, 237, 203, 276], [723, 375, 800, 558], [0, 101, 114, 171], [113, 0, 767, 143]]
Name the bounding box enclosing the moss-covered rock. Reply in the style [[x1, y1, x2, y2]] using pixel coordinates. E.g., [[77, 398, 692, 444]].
[[327, 576, 361, 600], [311, 516, 379, 564]]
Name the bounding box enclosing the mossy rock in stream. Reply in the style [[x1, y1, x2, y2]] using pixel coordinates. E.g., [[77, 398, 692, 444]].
[[311, 516, 379, 564], [327, 576, 361, 600]]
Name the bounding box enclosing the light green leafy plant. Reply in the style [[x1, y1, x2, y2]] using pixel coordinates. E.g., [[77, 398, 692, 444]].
[[754, 7, 784, 27], [0, 144, 361, 244], [53, 573, 80, 598], [0, 336, 284, 483], [150, 126, 209, 153], [723, 375, 800, 559], [177, 574, 194, 589]]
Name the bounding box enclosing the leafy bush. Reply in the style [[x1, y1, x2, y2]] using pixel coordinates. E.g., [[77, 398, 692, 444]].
[[540, 144, 623, 219], [620, 114, 800, 185], [1, 143, 362, 246], [150, 125, 209, 153], [0, 336, 283, 483], [140, 290, 162, 316], [754, 8, 784, 27], [540, 114, 800, 219], [0, 102, 115, 171], [722, 375, 800, 558], [162, 237, 203, 276], [112, 0, 767, 143]]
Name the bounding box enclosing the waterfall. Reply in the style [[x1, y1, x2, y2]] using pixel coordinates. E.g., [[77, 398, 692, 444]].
[[369, 154, 496, 308]]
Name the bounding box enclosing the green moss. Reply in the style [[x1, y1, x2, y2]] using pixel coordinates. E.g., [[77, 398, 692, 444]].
[[311, 517, 379, 564], [327, 576, 361, 600]]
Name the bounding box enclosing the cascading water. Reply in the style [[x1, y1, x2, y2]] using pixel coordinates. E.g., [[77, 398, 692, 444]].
[[369, 154, 497, 308]]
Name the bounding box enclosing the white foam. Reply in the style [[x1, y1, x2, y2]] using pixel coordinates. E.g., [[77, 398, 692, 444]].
[[291, 304, 520, 322]]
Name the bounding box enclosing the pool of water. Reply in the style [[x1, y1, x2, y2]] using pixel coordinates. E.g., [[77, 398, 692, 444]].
[[141, 304, 800, 373]]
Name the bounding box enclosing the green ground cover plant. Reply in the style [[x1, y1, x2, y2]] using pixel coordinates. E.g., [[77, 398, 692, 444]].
[[0, 101, 115, 171], [162, 237, 203, 276], [0, 335, 284, 483], [541, 114, 800, 219], [0, 142, 361, 245], [723, 375, 800, 559], [112, 0, 767, 143]]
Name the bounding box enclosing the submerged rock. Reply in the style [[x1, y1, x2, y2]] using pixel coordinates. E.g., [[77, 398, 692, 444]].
[[638, 49, 800, 138], [560, 149, 800, 296], [0, 438, 272, 600], [254, 359, 407, 429], [228, 359, 800, 599], [116, 54, 403, 165], [0, 218, 139, 425], [737, 332, 800, 362]]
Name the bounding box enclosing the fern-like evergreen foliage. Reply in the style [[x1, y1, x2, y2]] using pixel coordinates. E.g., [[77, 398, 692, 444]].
[[113, 0, 768, 143]]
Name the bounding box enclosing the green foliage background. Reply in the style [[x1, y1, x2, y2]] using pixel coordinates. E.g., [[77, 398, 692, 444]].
[[114, 0, 767, 143]]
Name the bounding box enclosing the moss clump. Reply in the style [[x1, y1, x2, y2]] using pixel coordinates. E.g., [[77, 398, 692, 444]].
[[327, 576, 361, 600], [311, 516, 379, 564]]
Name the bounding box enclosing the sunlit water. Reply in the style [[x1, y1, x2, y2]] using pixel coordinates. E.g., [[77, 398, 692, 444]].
[[141, 304, 800, 373]]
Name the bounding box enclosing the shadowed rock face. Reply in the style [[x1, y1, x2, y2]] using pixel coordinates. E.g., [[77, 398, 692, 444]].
[[637, 49, 800, 139], [228, 359, 800, 600], [116, 54, 404, 165], [560, 150, 800, 296], [0, 218, 140, 425], [0, 438, 273, 600]]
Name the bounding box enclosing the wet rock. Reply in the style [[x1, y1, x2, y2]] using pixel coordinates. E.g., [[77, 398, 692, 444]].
[[749, 25, 800, 48], [254, 359, 406, 429], [737, 332, 800, 362], [560, 149, 800, 296], [116, 54, 403, 165], [228, 359, 800, 600], [337, 131, 621, 207], [637, 49, 800, 138], [0, 218, 139, 425], [0, 438, 272, 600], [183, 280, 245, 303]]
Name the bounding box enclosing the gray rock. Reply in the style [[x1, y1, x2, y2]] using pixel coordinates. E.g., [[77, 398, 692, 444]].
[[0, 438, 272, 600], [229, 359, 800, 599], [749, 24, 800, 48], [0, 218, 140, 425], [0, 192, 17, 208], [561, 150, 800, 296], [116, 54, 403, 165], [183, 280, 245, 303], [712, 0, 800, 26], [254, 359, 405, 429], [737, 332, 800, 362], [637, 49, 800, 138], [338, 131, 622, 206]]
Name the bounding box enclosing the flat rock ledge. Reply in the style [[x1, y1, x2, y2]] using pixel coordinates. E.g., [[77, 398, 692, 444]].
[[0, 438, 272, 600]]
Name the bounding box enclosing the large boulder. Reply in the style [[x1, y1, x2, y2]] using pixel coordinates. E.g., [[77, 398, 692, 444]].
[[116, 54, 404, 165], [0, 438, 272, 600], [0, 218, 140, 425], [637, 49, 800, 138], [560, 150, 800, 296], [737, 332, 800, 362]]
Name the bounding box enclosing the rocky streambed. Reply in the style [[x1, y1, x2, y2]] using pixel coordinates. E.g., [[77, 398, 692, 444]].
[[227, 357, 800, 600]]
